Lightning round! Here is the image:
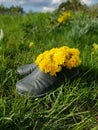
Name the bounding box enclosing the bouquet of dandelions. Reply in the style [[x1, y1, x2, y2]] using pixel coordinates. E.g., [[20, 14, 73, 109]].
[[35, 46, 81, 76]]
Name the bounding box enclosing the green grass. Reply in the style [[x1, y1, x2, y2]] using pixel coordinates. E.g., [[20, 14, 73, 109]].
[[0, 11, 98, 130]]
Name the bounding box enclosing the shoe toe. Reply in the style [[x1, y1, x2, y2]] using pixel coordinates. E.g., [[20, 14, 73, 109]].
[[16, 80, 29, 95], [17, 63, 37, 75]]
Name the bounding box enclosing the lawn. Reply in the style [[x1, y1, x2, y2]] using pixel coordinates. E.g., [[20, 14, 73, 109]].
[[0, 11, 98, 130]]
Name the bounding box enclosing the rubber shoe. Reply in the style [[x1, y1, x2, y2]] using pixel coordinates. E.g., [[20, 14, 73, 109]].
[[16, 67, 79, 98]]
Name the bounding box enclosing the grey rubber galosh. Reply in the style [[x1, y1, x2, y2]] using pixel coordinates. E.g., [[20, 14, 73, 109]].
[[16, 64, 79, 98], [17, 63, 37, 75]]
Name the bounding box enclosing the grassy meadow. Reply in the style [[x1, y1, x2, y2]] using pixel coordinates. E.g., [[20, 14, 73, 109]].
[[0, 10, 98, 130]]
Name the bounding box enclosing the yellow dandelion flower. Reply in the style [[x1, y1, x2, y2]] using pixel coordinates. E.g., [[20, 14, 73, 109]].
[[57, 17, 64, 23], [68, 48, 80, 56], [50, 64, 62, 76], [57, 12, 70, 24]]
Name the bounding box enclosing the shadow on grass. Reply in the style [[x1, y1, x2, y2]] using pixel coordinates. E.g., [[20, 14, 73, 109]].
[[78, 65, 98, 84]]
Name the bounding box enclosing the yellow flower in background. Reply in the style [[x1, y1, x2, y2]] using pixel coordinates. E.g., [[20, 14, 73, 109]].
[[57, 12, 70, 24], [92, 43, 98, 51], [58, 17, 64, 23], [35, 46, 81, 76]]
